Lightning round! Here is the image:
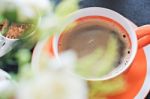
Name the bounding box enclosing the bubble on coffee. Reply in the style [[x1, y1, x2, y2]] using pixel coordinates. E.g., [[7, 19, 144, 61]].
[[58, 16, 131, 78]]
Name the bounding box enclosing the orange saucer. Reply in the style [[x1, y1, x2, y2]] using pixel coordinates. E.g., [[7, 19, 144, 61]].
[[107, 48, 147, 99], [40, 36, 148, 99], [32, 20, 150, 99]]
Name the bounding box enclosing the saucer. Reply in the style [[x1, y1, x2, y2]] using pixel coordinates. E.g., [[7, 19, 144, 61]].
[[31, 18, 150, 99]]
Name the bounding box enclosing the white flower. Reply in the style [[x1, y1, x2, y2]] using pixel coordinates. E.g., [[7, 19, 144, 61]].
[[21, 0, 52, 13], [0, 69, 16, 98], [17, 0, 52, 16], [0, 69, 11, 80], [0, 0, 52, 21], [0, 70, 11, 92], [16, 71, 88, 99], [17, 50, 88, 99], [39, 14, 59, 34]]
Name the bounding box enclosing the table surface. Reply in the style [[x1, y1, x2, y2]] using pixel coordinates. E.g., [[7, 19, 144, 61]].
[[79, 0, 150, 26]]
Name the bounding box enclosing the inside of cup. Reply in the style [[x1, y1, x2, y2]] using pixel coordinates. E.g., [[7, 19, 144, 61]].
[[57, 16, 132, 80]]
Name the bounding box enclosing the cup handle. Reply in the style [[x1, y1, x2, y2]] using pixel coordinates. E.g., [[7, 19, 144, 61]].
[[136, 25, 150, 48]]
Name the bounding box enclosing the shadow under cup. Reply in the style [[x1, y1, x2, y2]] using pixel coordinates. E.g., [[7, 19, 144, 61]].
[[58, 16, 132, 80]]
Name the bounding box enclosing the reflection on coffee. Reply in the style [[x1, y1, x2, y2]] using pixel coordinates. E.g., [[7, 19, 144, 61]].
[[58, 16, 131, 77]]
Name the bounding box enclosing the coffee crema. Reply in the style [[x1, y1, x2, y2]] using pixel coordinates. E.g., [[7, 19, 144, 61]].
[[58, 16, 131, 69]]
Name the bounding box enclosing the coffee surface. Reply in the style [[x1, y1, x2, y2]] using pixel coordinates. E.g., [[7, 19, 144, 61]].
[[58, 18, 129, 59], [58, 17, 131, 78]]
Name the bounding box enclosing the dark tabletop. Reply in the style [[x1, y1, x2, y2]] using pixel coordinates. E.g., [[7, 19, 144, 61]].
[[79, 0, 150, 26]]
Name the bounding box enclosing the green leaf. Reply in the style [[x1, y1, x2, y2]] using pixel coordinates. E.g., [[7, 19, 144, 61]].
[[3, 10, 18, 24], [0, 15, 4, 23], [55, 0, 79, 18]]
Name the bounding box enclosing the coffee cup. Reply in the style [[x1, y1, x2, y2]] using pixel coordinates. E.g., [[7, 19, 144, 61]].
[[51, 7, 150, 80]]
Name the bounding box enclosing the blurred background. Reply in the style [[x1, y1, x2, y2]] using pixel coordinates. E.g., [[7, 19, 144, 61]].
[[0, 0, 150, 99]]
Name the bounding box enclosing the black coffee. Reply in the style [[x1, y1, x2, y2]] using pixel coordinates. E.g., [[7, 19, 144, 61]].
[[58, 17, 131, 66]]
